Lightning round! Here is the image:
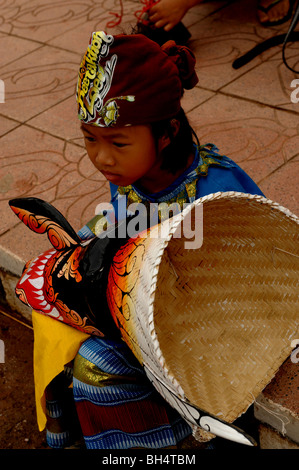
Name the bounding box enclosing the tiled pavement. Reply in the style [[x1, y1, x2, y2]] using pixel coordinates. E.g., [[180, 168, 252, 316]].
[[0, 0, 298, 281], [0, 0, 298, 450]]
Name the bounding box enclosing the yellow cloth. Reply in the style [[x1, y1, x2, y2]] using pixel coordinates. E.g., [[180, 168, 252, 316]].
[[32, 310, 90, 431]]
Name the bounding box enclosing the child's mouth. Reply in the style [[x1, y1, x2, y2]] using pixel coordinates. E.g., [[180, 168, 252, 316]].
[[101, 170, 120, 181]]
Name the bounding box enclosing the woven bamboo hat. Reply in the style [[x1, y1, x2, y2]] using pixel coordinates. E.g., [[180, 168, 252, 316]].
[[107, 192, 299, 443]]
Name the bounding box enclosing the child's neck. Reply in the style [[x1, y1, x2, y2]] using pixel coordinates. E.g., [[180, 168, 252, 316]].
[[135, 151, 195, 194]]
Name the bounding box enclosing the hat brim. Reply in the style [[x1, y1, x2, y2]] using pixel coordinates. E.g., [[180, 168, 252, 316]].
[[107, 192, 299, 434]]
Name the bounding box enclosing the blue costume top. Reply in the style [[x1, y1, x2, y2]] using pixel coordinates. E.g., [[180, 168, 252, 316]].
[[78, 144, 264, 240]]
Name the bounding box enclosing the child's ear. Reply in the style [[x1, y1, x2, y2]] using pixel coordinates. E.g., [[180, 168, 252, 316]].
[[170, 119, 180, 137], [158, 119, 180, 152]]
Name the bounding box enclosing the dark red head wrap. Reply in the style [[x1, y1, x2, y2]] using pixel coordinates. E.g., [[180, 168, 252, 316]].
[[76, 31, 198, 127]]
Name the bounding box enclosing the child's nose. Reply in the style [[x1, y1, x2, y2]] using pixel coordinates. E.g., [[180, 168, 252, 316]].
[[95, 145, 115, 167]]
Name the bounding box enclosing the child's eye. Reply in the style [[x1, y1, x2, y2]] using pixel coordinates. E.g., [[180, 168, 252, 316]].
[[113, 142, 127, 148], [84, 135, 96, 143]]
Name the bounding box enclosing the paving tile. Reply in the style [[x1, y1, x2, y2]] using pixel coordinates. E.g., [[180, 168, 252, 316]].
[[182, 86, 215, 113], [54, 177, 110, 232], [221, 42, 299, 112], [1, 170, 110, 265], [47, 0, 142, 52], [212, 0, 273, 25], [169, 1, 234, 28], [0, 32, 41, 69], [0, 0, 33, 37], [259, 158, 299, 216], [0, 222, 53, 269], [0, 116, 20, 136], [187, 3, 285, 91], [0, 124, 100, 235], [0, 0, 96, 41], [1, 44, 80, 122], [187, 93, 299, 197], [27, 95, 84, 146], [47, 19, 104, 55], [47, 1, 233, 52]]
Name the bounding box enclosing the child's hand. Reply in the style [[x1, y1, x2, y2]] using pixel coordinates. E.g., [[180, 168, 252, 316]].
[[148, 0, 201, 32]]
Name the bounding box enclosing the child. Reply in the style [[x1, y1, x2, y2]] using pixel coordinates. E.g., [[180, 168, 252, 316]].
[[43, 31, 264, 449]]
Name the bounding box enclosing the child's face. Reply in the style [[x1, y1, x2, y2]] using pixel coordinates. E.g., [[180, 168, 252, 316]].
[[81, 123, 162, 190]]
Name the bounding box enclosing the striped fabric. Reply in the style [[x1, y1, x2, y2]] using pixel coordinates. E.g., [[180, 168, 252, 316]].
[[46, 430, 72, 449], [72, 337, 192, 449]]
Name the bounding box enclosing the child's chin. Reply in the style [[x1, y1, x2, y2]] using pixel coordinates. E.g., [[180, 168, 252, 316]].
[[102, 172, 122, 184], [111, 176, 134, 187]]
